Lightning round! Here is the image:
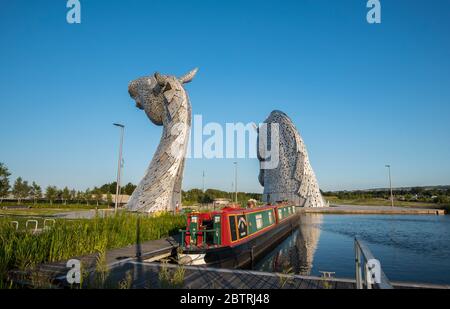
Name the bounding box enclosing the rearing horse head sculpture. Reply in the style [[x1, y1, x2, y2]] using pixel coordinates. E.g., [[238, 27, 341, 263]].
[[127, 68, 198, 213]]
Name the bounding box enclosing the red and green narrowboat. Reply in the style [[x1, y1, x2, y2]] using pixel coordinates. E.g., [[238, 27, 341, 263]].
[[178, 204, 300, 268]]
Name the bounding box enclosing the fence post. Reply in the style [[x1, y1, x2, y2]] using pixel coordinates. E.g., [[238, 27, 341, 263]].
[[355, 238, 363, 289]]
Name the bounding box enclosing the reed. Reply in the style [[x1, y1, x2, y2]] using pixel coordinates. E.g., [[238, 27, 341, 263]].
[[0, 212, 185, 285]]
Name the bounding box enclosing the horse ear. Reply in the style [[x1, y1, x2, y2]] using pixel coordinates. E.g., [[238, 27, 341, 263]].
[[251, 123, 259, 132], [179, 68, 199, 84], [154, 72, 165, 86]]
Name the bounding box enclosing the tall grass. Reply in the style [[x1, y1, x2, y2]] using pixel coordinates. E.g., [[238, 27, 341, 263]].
[[0, 212, 185, 284]]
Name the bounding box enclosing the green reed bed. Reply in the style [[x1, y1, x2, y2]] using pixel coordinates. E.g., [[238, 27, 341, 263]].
[[0, 212, 185, 284]]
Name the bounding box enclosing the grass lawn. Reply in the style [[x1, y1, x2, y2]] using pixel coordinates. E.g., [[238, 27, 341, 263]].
[[0, 208, 91, 217], [0, 202, 109, 209], [0, 203, 111, 217]]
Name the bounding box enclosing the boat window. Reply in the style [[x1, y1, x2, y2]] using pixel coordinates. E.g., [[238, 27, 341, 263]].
[[278, 209, 282, 219], [229, 216, 237, 242], [237, 215, 248, 239], [255, 214, 263, 230], [268, 211, 273, 224]]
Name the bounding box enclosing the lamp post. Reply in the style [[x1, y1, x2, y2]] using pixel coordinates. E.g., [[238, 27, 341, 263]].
[[202, 171, 205, 193], [230, 182, 234, 201], [234, 162, 238, 204], [114, 123, 125, 213], [385, 164, 394, 208]]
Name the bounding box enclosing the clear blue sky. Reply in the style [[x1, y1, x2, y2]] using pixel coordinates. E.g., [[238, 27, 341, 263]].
[[1, 0, 449, 193]]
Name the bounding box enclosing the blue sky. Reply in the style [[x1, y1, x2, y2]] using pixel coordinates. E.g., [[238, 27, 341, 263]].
[[1, 0, 449, 193]]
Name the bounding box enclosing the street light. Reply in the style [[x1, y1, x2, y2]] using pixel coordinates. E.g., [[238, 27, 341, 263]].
[[114, 123, 125, 213], [385, 164, 394, 208], [234, 162, 238, 204], [202, 171, 205, 193]]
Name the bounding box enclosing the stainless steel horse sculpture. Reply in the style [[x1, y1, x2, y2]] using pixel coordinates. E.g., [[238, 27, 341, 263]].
[[127, 68, 198, 213]]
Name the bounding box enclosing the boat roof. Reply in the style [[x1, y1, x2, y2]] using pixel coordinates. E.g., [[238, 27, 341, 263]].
[[190, 205, 286, 217]]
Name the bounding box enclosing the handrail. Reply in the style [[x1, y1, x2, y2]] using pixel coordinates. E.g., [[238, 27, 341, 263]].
[[180, 229, 219, 247], [44, 219, 56, 230], [355, 237, 393, 289], [10, 221, 19, 230], [25, 220, 39, 233]]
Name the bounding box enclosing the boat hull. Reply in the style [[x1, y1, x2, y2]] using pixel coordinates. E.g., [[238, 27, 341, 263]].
[[181, 213, 300, 269]]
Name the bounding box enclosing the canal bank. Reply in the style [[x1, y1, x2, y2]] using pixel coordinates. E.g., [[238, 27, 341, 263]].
[[298, 205, 446, 215]]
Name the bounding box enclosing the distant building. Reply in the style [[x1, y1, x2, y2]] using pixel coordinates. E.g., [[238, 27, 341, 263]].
[[213, 198, 231, 208], [102, 194, 130, 206]]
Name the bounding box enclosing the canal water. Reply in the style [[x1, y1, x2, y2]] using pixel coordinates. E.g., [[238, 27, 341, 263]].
[[254, 214, 450, 285]]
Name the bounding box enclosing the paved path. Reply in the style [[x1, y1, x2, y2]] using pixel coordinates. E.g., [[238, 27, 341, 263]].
[[53, 209, 115, 219]]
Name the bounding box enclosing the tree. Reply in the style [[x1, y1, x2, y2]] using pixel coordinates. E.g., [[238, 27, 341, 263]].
[[84, 188, 92, 205], [30, 181, 42, 205], [12, 177, 30, 204], [93, 187, 103, 206], [0, 162, 11, 204], [61, 187, 71, 205], [435, 195, 449, 204], [106, 192, 113, 206], [100, 182, 117, 194], [122, 182, 137, 195], [70, 189, 77, 202], [45, 186, 58, 205], [76, 191, 84, 204], [411, 187, 424, 196], [200, 193, 213, 204]]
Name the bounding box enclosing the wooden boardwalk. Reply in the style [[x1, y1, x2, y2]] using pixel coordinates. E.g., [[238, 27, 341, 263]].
[[11, 236, 179, 286], [119, 262, 356, 289], [72, 261, 450, 289], [77, 261, 356, 289]]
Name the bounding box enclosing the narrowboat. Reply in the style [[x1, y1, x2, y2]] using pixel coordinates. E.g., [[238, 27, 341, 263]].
[[178, 204, 300, 268]]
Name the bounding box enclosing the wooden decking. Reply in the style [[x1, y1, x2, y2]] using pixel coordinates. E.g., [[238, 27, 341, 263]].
[[54, 261, 450, 289], [119, 262, 357, 289], [10, 236, 179, 286]]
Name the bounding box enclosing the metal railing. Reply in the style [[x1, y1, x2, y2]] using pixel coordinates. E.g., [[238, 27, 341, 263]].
[[180, 229, 220, 247], [25, 220, 39, 233], [10, 221, 19, 230], [44, 219, 56, 230], [355, 237, 393, 289]]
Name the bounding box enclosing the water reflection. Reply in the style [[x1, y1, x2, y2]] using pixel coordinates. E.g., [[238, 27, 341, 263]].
[[297, 214, 323, 275], [256, 214, 323, 275], [255, 214, 450, 284]]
